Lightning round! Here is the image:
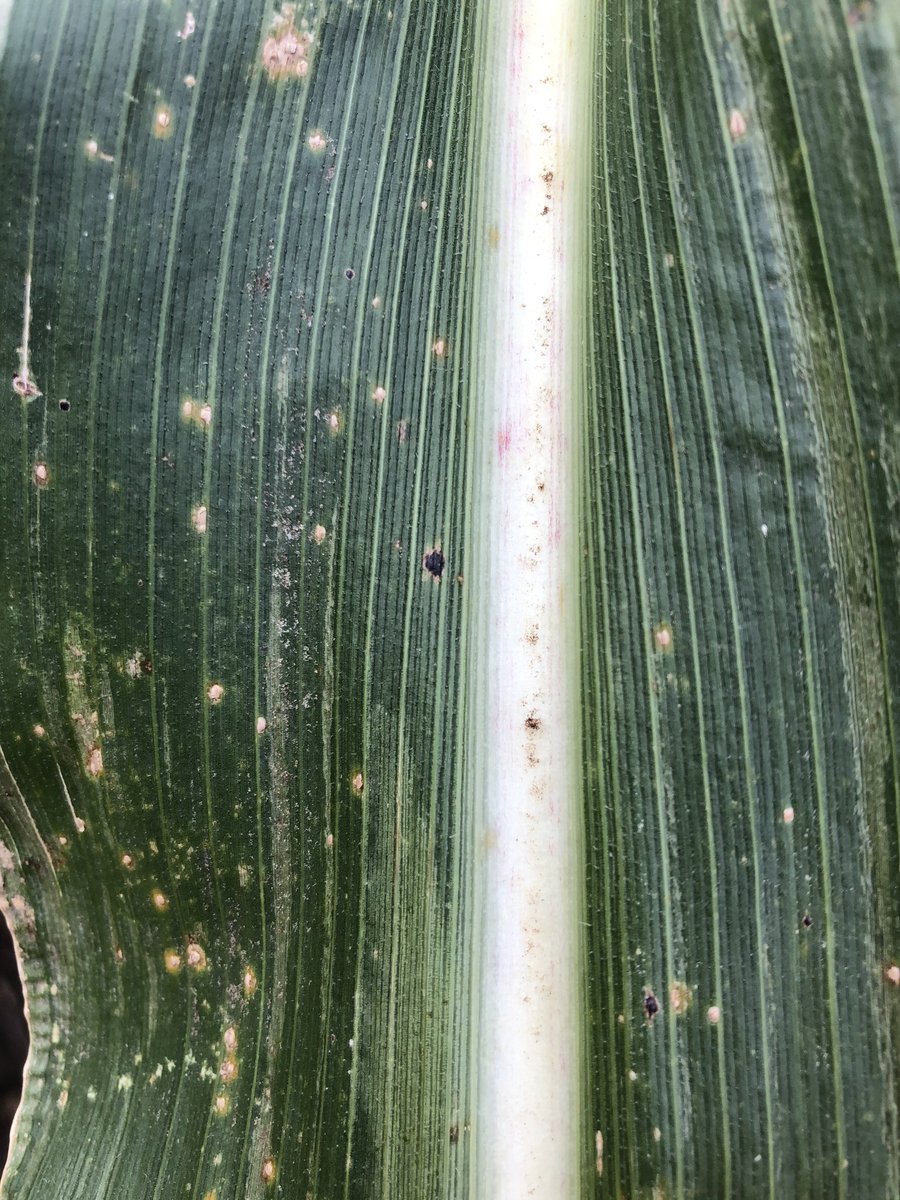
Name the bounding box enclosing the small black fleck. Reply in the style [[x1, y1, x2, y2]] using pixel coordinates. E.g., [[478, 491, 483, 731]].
[[58, 398, 70, 412], [344, 268, 355, 280], [802, 914, 813, 929], [423, 548, 445, 580], [643, 990, 659, 1022]]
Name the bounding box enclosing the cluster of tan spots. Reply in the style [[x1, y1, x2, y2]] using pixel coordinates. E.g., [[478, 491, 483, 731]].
[[84, 138, 114, 163], [192, 504, 208, 534], [175, 10, 196, 40], [886, 965, 900, 986], [669, 980, 692, 1015], [312, 524, 327, 545], [180, 396, 213, 427], [307, 130, 328, 153], [243, 966, 257, 997], [707, 1005, 721, 1025], [256, 715, 267, 734], [261, 1158, 276, 1184], [432, 336, 448, 359], [207, 682, 224, 704], [164, 949, 182, 973], [32, 461, 50, 487], [351, 771, 364, 795], [371, 385, 386, 404], [262, 5, 313, 81], [152, 889, 169, 911]]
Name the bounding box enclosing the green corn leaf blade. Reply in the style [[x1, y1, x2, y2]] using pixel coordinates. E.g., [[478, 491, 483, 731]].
[[0, 1, 896, 1198]]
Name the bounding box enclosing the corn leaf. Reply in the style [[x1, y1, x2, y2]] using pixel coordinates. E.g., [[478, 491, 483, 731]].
[[0, 1, 897, 1197]]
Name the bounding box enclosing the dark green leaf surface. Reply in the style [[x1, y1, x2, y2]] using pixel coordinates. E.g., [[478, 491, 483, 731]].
[[0, 1, 896, 1198], [0, 2, 480, 1196], [581, 1, 899, 1196]]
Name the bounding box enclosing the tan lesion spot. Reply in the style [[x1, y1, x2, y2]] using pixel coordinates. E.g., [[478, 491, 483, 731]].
[[186, 942, 207, 971], [668, 980, 692, 1015], [262, 5, 313, 82], [653, 621, 674, 652], [152, 104, 174, 140], [729, 108, 747, 140], [32, 461, 50, 487]]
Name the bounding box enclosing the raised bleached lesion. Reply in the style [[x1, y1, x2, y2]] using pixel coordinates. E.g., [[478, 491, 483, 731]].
[[12, 274, 41, 399], [261, 5, 315, 83]]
